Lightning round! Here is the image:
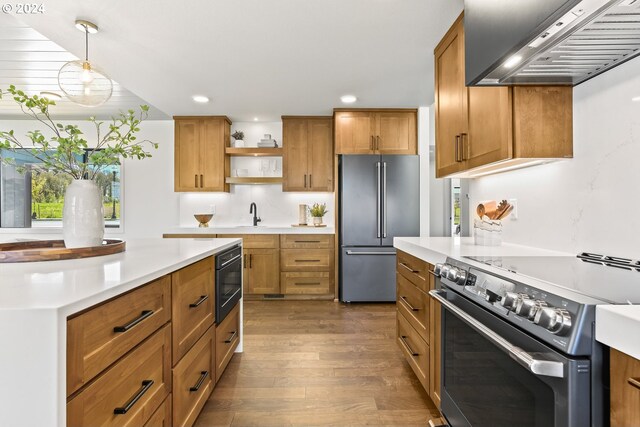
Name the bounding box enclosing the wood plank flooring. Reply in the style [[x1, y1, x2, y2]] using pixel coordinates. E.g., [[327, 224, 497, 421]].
[[194, 301, 439, 426]]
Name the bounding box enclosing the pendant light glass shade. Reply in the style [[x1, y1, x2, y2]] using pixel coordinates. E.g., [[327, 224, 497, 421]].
[[58, 21, 113, 107]]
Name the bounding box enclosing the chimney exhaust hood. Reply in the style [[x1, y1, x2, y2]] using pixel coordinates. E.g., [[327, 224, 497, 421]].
[[465, 0, 640, 86]]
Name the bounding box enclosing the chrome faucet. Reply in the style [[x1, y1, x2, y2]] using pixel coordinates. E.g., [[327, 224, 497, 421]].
[[249, 202, 261, 226]]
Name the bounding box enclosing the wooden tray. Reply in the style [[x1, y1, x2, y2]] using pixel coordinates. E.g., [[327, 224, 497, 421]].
[[0, 239, 126, 263], [291, 224, 328, 228]]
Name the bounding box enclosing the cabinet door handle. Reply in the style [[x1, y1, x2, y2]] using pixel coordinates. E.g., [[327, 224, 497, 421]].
[[455, 135, 461, 162], [225, 330, 238, 344], [249, 254, 252, 268], [189, 371, 209, 392], [628, 377, 640, 390], [189, 295, 208, 308], [309, 174, 312, 188], [295, 282, 321, 286], [294, 240, 320, 243], [399, 262, 418, 274], [195, 174, 198, 188], [304, 174, 307, 188], [113, 380, 154, 414], [243, 254, 247, 268], [200, 174, 203, 188], [370, 135, 374, 150], [399, 335, 419, 357], [461, 133, 468, 161], [113, 310, 154, 333], [400, 296, 420, 311], [295, 259, 321, 262], [376, 135, 380, 151]]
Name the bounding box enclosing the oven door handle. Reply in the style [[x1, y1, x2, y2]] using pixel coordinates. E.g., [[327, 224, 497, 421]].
[[429, 289, 565, 378], [219, 253, 242, 269]]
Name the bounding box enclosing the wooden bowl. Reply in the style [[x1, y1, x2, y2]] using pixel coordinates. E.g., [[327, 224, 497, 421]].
[[194, 214, 213, 228]]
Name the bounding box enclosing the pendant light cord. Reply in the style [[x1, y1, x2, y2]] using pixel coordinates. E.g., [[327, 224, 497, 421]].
[[85, 25, 89, 61]]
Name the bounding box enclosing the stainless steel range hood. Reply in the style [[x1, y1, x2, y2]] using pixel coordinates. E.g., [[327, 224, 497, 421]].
[[465, 0, 640, 86]]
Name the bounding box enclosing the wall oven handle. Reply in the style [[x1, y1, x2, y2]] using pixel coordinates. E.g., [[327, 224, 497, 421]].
[[345, 250, 396, 256], [429, 290, 565, 378], [219, 253, 242, 269]]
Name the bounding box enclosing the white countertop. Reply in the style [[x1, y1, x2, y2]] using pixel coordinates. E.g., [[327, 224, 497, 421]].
[[165, 225, 335, 235], [0, 237, 241, 315], [596, 306, 640, 360]]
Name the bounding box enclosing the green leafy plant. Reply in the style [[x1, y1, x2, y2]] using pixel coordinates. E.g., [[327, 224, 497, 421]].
[[231, 130, 244, 140], [0, 85, 158, 180], [309, 202, 328, 218]]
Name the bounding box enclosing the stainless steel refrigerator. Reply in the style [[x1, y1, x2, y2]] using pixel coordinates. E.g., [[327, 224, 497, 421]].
[[339, 155, 419, 302]]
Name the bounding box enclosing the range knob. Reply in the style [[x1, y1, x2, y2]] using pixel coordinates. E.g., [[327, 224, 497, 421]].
[[516, 299, 548, 320], [434, 263, 444, 277], [439, 264, 451, 280], [500, 292, 519, 310], [446, 267, 468, 286], [534, 307, 572, 335]]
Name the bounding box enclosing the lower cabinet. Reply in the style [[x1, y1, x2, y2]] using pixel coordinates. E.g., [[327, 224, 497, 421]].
[[281, 271, 332, 295], [395, 250, 442, 411], [145, 395, 172, 427], [215, 302, 241, 382], [245, 248, 280, 294], [172, 326, 215, 427], [611, 348, 640, 426]]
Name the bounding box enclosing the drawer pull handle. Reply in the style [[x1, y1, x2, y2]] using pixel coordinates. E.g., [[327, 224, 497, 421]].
[[294, 240, 321, 243], [113, 310, 154, 333], [295, 282, 321, 286], [189, 295, 209, 308], [113, 380, 154, 415], [225, 330, 238, 344], [400, 296, 420, 311], [190, 371, 209, 392], [295, 259, 321, 262], [628, 377, 640, 390], [399, 262, 418, 274], [399, 335, 419, 357], [427, 270, 438, 277]]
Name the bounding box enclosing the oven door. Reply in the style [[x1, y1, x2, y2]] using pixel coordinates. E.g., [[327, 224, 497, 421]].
[[430, 287, 591, 427], [215, 249, 242, 324]]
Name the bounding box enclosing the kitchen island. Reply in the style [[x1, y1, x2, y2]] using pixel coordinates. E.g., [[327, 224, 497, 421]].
[[0, 237, 241, 427]]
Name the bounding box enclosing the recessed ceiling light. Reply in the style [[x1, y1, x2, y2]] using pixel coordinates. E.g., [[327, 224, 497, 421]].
[[75, 19, 99, 34], [503, 55, 522, 69], [632, 96, 640, 102], [340, 95, 357, 104], [253, 117, 258, 121], [40, 91, 62, 101], [192, 95, 209, 103]]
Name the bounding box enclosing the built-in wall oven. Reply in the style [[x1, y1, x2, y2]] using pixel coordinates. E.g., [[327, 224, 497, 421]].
[[215, 245, 242, 324], [430, 256, 609, 427]]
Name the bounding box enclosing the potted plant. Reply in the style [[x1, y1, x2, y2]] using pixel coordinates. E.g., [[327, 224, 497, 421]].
[[309, 203, 328, 226], [231, 130, 245, 147], [0, 85, 157, 248]]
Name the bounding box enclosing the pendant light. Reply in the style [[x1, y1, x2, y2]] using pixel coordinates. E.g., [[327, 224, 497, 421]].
[[58, 20, 113, 107]]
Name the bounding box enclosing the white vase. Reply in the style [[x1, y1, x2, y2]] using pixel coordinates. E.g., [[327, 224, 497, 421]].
[[312, 217, 323, 226], [63, 179, 105, 248]]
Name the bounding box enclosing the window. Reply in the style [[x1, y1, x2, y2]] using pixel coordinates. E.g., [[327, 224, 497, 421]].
[[0, 149, 122, 229]]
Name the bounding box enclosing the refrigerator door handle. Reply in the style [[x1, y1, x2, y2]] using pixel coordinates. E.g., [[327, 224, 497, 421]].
[[346, 250, 396, 256], [376, 161, 381, 239], [382, 161, 387, 238]]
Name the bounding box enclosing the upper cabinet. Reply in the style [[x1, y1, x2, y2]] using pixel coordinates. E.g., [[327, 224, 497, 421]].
[[174, 116, 230, 192], [334, 109, 417, 155], [434, 14, 573, 178], [282, 116, 334, 192]]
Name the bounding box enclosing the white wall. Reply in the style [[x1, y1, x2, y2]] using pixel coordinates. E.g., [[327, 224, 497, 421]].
[[467, 56, 640, 257], [418, 107, 430, 236]]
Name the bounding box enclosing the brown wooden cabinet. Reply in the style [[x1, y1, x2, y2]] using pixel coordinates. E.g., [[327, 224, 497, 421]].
[[215, 302, 241, 382], [245, 248, 280, 294], [174, 116, 231, 192], [611, 348, 640, 426], [334, 109, 417, 155], [434, 13, 572, 178], [282, 116, 334, 192]]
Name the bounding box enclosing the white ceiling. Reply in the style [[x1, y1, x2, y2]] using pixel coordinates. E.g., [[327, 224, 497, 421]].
[[13, 0, 463, 122], [0, 14, 168, 120]]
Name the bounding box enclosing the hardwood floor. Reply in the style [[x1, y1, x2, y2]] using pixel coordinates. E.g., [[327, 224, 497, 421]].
[[194, 301, 439, 426]]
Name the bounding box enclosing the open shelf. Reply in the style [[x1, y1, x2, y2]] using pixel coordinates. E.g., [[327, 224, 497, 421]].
[[225, 147, 283, 157], [225, 177, 283, 185]]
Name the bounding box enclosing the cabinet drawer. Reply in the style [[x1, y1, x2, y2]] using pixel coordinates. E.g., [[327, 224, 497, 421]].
[[67, 276, 171, 395], [68, 324, 171, 427], [221, 234, 279, 249], [145, 394, 171, 427], [172, 256, 215, 363], [281, 272, 332, 295], [281, 249, 333, 271], [396, 273, 429, 343], [173, 326, 215, 427], [215, 302, 240, 382], [397, 311, 430, 392], [611, 348, 640, 426], [396, 250, 430, 293], [280, 234, 333, 249]]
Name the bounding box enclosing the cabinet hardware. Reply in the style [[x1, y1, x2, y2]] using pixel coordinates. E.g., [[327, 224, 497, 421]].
[[189, 371, 209, 392], [346, 250, 396, 255], [399, 262, 419, 273], [294, 259, 321, 262], [113, 380, 154, 414], [294, 282, 321, 286], [195, 174, 198, 188], [427, 270, 438, 277], [309, 174, 312, 188], [628, 377, 640, 390], [113, 310, 154, 333], [399, 335, 419, 356], [200, 174, 203, 188], [294, 240, 320, 243], [243, 255, 247, 269], [461, 133, 468, 161], [400, 296, 420, 311], [249, 254, 252, 268], [304, 174, 307, 188], [371, 135, 375, 151], [382, 161, 387, 237], [455, 135, 461, 162], [376, 135, 381, 151], [224, 330, 238, 344], [189, 295, 208, 308]]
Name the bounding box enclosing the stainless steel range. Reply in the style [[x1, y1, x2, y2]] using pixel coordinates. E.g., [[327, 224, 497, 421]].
[[431, 253, 640, 427]]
